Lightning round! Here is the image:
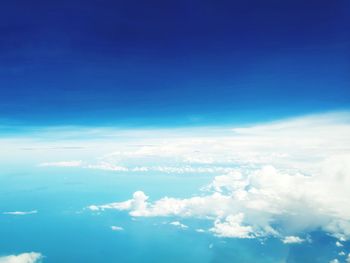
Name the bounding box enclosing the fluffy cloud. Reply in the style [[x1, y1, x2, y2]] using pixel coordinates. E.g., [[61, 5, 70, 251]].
[[3, 112, 350, 242], [0, 252, 43, 263], [89, 159, 350, 240], [336, 241, 343, 247], [210, 213, 254, 238], [282, 236, 304, 244], [169, 221, 188, 229]]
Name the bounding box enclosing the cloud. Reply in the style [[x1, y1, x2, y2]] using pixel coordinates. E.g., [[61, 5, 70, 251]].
[[89, 191, 147, 214], [3, 111, 350, 242], [89, 160, 350, 240], [110, 226, 124, 231], [38, 161, 82, 167], [3, 210, 37, 216], [0, 252, 43, 263], [347, 253, 350, 263], [169, 221, 188, 229], [336, 241, 343, 247], [282, 236, 304, 244], [210, 213, 254, 238], [21, 111, 346, 177], [329, 259, 339, 263]]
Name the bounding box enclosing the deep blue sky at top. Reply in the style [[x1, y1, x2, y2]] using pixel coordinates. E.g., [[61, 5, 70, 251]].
[[0, 0, 349, 127]]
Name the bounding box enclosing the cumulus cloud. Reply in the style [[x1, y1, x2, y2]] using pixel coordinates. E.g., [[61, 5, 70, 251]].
[[282, 236, 304, 244], [89, 160, 350, 240], [3, 210, 37, 216], [4, 112, 350, 242], [329, 259, 339, 263], [336, 241, 343, 247], [169, 221, 188, 229], [0, 252, 43, 263], [210, 213, 254, 238]]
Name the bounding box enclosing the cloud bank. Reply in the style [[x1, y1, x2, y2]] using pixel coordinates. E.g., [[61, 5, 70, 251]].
[[2, 111, 350, 243], [89, 161, 350, 240], [85, 112, 350, 241], [33, 111, 350, 178]]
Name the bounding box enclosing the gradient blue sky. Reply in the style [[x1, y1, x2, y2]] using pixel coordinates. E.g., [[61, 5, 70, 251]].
[[1, 2, 350, 263], [1, 0, 349, 127]]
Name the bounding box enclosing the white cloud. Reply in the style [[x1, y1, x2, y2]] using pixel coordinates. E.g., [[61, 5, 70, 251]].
[[196, 228, 205, 233], [90, 159, 350, 240], [28, 111, 350, 177], [210, 213, 254, 238], [85, 162, 128, 172], [336, 241, 343, 247], [110, 226, 124, 231], [3, 111, 350, 242], [346, 253, 350, 263], [282, 236, 304, 244], [85, 163, 237, 174], [169, 221, 188, 229], [339, 251, 345, 256], [0, 252, 43, 263], [38, 161, 82, 167], [329, 259, 339, 263], [3, 210, 37, 216]]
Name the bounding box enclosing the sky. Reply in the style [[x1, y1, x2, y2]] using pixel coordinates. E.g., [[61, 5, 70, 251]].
[[1, 1, 350, 263], [1, 0, 350, 127]]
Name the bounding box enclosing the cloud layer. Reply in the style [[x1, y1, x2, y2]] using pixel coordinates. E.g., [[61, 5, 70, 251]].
[[89, 161, 350, 240], [83, 112, 350, 242], [2, 111, 350, 243], [33, 111, 350, 178]]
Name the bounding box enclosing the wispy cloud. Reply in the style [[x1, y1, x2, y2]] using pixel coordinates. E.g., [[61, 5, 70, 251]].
[[3, 210, 38, 216], [38, 161, 82, 167], [110, 226, 124, 231]]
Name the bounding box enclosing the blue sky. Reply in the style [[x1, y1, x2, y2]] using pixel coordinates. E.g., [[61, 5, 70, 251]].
[[1, 0, 349, 127], [1, 1, 350, 263]]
